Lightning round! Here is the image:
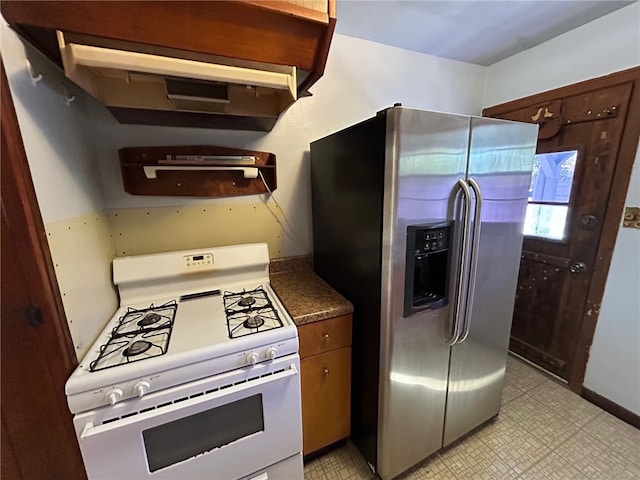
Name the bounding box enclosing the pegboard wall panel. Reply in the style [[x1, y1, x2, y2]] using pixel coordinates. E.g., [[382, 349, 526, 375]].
[[45, 211, 118, 360], [106, 202, 285, 258]]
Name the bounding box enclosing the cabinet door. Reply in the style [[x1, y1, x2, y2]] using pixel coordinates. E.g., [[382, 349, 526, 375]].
[[301, 347, 351, 455]]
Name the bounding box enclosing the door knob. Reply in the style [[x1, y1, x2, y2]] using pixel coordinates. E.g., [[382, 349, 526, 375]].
[[570, 262, 587, 273]]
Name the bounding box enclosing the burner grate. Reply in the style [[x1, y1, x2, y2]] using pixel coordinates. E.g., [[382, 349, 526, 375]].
[[89, 330, 171, 372], [223, 286, 284, 338], [111, 300, 177, 338], [89, 301, 176, 372]]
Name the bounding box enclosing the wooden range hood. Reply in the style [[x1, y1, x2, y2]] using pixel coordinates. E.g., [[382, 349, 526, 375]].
[[1, 0, 336, 131]]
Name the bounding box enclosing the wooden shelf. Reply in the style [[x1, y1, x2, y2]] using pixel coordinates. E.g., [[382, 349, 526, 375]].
[[119, 145, 277, 197]]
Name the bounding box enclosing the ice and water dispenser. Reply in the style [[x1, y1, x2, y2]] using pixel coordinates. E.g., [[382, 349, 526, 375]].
[[404, 222, 451, 317]]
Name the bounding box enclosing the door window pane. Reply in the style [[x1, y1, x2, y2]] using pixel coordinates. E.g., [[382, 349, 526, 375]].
[[525, 150, 577, 240], [524, 204, 568, 240]]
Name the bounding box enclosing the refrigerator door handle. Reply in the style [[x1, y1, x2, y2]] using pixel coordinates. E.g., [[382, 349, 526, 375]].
[[458, 177, 483, 343], [446, 178, 472, 347]]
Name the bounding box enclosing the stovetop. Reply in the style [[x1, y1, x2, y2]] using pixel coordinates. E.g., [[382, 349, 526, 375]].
[[88, 285, 287, 372], [65, 244, 300, 413]]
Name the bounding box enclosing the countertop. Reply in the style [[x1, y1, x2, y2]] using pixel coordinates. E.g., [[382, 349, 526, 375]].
[[270, 258, 353, 326]]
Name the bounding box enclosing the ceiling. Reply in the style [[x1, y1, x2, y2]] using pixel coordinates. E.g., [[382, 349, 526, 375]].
[[335, 1, 635, 66]]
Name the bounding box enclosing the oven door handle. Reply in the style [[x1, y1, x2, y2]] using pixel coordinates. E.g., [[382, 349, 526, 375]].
[[80, 364, 299, 439]]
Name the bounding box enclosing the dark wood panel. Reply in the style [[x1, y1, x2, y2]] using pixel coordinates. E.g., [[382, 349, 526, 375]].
[[512, 257, 569, 353], [1, 397, 22, 479], [1, 62, 86, 479], [484, 67, 640, 391], [119, 144, 277, 197]]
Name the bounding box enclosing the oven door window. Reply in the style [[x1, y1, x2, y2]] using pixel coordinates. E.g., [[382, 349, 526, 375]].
[[143, 394, 264, 472]]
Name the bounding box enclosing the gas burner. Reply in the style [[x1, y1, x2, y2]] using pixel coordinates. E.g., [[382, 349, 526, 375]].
[[138, 313, 161, 327], [123, 340, 152, 357], [223, 286, 272, 315], [112, 301, 177, 337], [238, 295, 256, 307], [227, 307, 283, 338], [89, 330, 171, 372], [243, 313, 266, 329]]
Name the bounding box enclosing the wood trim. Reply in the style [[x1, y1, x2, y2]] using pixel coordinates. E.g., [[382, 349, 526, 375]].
[[118, 145, 277, 197], [509, 336, 567, 375], [243, 1, 329, 23], [484, 67, 640, 393], [1, 63, 77, 371], [581, 388, 640, 429], [1, 1, 328, 75], [569, 69, 640, 392], [483, 67, 640, 117], [1, 61, 85, 477], [299, 0, 336, 93]]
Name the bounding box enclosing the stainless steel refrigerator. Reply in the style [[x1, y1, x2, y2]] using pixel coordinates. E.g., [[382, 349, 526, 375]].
[[310, 106, 538, 479]]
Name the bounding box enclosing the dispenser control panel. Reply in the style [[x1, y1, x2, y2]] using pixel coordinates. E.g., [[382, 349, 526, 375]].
[[404, 221, 452, 317], [414, 227, 449, 254]]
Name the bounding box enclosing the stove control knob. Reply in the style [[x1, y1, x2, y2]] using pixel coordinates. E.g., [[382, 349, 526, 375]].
[[247, 351, 260, 365], [106, 388, 123, 405], [134, 381, 151, 398], [266, 347, 278, 360]]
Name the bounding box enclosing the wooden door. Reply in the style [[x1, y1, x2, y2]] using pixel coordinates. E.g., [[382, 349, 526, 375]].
[[484, 68, 640, 389], [1, 63, 86, 479]]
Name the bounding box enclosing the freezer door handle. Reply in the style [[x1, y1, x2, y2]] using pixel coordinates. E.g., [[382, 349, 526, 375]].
[[458, 177, 483, 343], [446, 178, 472, 347]]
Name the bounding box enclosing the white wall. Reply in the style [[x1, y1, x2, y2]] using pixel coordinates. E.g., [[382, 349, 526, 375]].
[[1, 26, 485, 357], [483, 2, 640, 107], [1, 20, 118, 358], [93, 34, 486, 256], [483, 3, 640, 415], [584, 146, 640, 414], [1, 21, 107, 222]]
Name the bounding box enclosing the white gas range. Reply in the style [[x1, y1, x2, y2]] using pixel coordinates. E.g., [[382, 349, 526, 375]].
[[66, 243, 303, 480]]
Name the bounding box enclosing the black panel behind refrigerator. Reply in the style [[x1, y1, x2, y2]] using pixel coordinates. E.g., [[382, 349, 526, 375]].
[[310, 111, 387, 468]]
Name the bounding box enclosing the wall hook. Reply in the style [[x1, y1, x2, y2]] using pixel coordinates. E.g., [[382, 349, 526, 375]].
[[26, 59, 43, 86], [62, 85, 76, 106]]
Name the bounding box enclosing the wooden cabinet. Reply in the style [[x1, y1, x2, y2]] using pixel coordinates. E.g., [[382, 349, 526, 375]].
[[298, 314, 352, 455], [1, 1, 336, 131]]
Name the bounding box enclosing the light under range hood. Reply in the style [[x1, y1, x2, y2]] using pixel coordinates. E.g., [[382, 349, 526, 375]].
[[57, 31, 297, 131]]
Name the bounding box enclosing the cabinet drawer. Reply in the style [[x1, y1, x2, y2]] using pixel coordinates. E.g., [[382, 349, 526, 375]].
[[301, 347, 351, 455], [298, 314, 352, 359]]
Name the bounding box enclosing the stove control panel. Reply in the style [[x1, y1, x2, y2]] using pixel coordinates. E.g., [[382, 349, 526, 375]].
[[243, 344, 285, 366], [184, 253, 213, 268], [68, 337, 300, 413]]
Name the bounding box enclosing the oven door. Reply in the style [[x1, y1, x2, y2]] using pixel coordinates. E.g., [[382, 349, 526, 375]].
[[74, 356, 302, 479]]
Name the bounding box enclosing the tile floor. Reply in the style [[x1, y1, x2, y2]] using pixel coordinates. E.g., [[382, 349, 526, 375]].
[[304, 354, 640, 479]]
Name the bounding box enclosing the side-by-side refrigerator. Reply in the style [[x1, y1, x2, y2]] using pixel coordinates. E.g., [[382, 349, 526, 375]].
[[310, 107, 538, 480]]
